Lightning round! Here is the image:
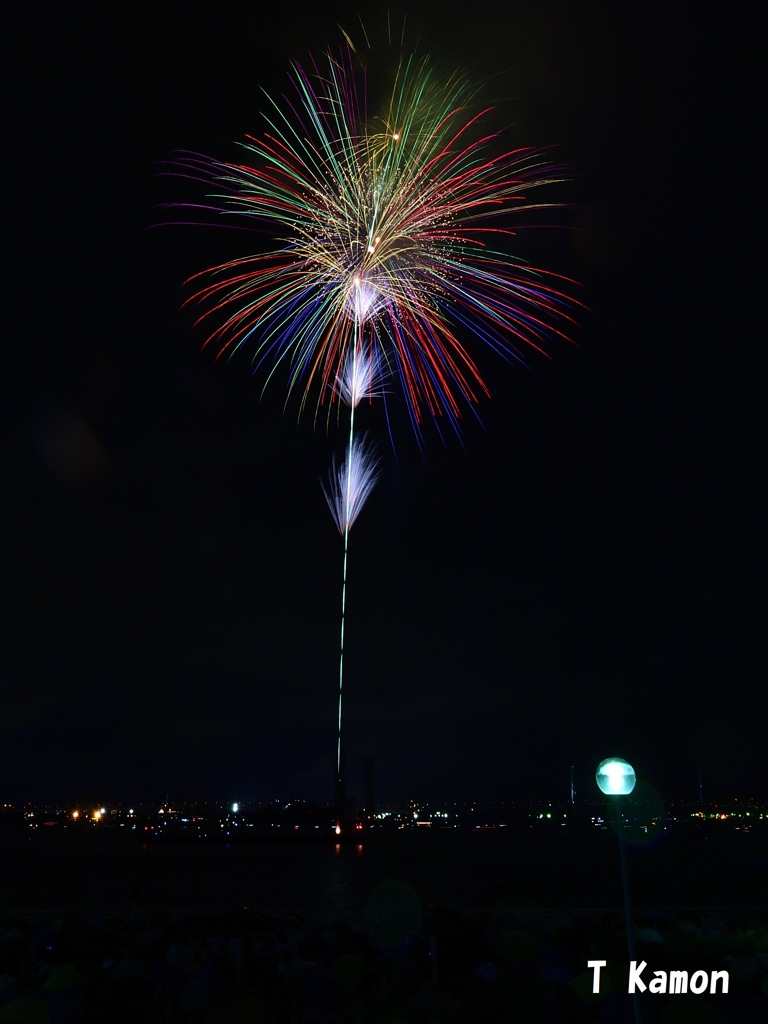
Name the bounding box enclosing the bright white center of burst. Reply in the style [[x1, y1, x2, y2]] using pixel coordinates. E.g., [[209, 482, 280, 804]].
[[348, 275, 379, 322]]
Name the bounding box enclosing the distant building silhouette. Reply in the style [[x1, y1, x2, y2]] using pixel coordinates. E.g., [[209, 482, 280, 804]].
[[335, 747, 346, 824], [363, 756, 376, 819]]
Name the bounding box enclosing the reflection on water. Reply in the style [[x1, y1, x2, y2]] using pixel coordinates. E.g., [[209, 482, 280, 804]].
[[0, 827, 761, 921]]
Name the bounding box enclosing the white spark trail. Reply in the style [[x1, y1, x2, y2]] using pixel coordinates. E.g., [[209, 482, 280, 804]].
[[322, 338, 381, 807], [333, 344, 389, 409], [322, 434, 380, 533]]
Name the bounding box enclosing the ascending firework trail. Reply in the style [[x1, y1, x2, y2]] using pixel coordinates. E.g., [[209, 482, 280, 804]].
[[322, 335, 383, 818]]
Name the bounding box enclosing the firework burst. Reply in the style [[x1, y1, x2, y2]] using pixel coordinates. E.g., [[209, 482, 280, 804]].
[[165, 37, 580, 817], [169, 43, 578, 444]]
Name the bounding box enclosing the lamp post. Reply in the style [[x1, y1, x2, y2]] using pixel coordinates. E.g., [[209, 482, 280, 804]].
[[596, 757, 640, 1024]]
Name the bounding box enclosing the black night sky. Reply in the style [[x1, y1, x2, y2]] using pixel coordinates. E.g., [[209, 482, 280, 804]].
[[5, 3, 762, 808]]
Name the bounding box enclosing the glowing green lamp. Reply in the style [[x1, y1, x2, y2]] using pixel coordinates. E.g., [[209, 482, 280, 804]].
[[596, 757, 636, 797], [596, 756, 640, 1023]]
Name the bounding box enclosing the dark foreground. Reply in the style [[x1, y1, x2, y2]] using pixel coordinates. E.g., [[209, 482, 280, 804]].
[[0, 903, 766, 1022], [1, 825, 767, 1020]]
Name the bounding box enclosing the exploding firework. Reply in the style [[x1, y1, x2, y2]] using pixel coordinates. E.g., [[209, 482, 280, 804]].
[[166, 36, 579, 816], [168, 42, 578, 444]]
